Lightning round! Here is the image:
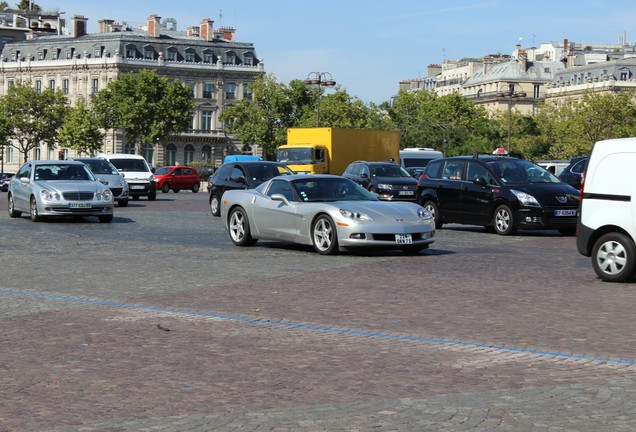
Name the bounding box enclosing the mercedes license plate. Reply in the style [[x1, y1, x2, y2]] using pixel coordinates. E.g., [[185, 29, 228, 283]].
[[131, 185, 145, 190], [69, 202, 91, 209], [554, 209, 577, 216], [395, 234, 412, 244]]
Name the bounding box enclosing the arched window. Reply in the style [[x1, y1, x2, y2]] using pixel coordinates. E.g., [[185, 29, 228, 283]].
[[142, 143, 154, 166], [184, 144, 195, 165], [166, 143, 177, 166], [202, 145, 212, 162]]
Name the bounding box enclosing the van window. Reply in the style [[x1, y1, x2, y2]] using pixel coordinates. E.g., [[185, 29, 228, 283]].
[[425, 160, 443, 179], [442, 161, 465, 180]]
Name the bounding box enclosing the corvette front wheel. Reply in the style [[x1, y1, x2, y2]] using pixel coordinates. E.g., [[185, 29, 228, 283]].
[[312, 215, 338, 255]]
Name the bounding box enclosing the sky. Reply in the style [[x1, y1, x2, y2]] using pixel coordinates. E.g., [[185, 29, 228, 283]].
[[31, 0, 636, 104]]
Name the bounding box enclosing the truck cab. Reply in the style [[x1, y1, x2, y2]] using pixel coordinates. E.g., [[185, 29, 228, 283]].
[[276, 145, 328, 174]]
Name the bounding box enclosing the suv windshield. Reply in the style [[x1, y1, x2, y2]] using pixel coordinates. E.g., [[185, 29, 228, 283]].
[[370, 164, 411, 178], [487, 159, 561, 184]]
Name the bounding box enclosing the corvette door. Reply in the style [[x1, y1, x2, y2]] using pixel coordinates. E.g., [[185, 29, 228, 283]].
[[252, 180, 302, 240]]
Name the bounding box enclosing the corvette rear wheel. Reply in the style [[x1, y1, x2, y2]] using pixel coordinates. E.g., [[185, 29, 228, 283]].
[[312, 215, 338, 255], [228, 207, 257, 246]]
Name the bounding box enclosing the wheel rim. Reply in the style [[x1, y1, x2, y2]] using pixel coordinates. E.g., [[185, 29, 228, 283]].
[[597, 240, 627, 275], [31, 199, 37, 217], [496, 208, 510, 232], [9, 196, 14, 214], [313, 218, 333, 251], [425, 203, 436, 219], [211, 197, 219, 214], [229, 211, 246, 242]]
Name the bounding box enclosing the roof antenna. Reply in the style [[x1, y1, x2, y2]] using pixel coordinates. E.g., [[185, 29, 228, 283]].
[[218, 10, 223, 26]]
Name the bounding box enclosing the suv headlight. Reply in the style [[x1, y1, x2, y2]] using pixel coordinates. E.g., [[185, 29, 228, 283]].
[[340, 208, 372, 221], [377, 183, 393, 191], [511, 189, 540, 207]]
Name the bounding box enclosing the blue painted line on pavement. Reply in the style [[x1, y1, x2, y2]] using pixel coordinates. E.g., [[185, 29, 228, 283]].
[[2, 287, 635, 366]]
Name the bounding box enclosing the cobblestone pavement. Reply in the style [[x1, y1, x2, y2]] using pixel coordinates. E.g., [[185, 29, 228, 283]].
[[1, 192, 636, 431]]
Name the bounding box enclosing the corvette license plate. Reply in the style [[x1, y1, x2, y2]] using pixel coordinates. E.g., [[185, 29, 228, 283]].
[[399, 190, 414, 195], [554, 209, 577, 216], [69, 202, 91, 209], [395, 234, 412, 244]]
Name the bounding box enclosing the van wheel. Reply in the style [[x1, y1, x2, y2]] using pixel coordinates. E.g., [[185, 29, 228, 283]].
[[592, 232, 636, 282], [493, 204, 517, 235], [422, 200, 443, 229]]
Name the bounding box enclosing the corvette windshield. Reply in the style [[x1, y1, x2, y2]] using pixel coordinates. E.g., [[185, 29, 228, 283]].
[[292, 178, 378, 202]]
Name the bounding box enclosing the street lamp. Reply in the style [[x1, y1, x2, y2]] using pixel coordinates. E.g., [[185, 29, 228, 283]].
[[496, 83, 526, 153], [303, 72, 336, 127]]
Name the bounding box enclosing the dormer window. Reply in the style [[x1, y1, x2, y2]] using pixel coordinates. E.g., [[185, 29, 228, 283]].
[[65, 49, 72, 59], [203, 51, 213, 63], [225, 52, 235, 64], [244, 54, 253, 66], [144, 48, 154, 60], [94, 48, 101, 58], [37, 50, 46, 60], [185, 52, 195, 62], [166, 48, 177, 61]]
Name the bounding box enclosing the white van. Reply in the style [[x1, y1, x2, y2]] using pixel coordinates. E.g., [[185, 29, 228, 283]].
[[399, 148, 443, 168], [576, 137, 636, 282], [99, 154, 157, 201]]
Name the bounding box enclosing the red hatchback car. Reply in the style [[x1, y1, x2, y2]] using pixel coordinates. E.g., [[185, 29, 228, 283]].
[[154, 166, 200, 193]]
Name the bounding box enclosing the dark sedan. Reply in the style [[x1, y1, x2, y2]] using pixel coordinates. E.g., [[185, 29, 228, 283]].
[[558, 156, 587, 189], [208, 161, 294, 216], [0, 172, 14, 192]]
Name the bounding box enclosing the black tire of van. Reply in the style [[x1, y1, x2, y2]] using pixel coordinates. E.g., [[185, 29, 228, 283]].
[[592, 232, 636, 282]]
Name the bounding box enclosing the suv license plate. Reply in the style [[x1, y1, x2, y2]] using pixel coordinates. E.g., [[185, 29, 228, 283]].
[[399, 190, 414, 195], [395, 234, 412, 244], [69, 202, 91, 209], [131, 185, 145, 190], [554, 209, 577, 216]]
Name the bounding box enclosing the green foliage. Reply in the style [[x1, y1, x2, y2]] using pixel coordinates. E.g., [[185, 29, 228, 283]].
[[57, 98, 104, 155], [220, 74, 390, 159], [92, 70, 195, 152], [2, 82, 67, 163]]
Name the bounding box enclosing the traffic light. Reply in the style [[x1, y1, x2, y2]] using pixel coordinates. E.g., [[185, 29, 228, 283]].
[[58, 150, 65, 160]]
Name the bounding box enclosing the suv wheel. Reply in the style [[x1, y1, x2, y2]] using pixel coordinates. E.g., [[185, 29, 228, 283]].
[[592, 232, 636, 282], [493, 204, 517, 235]]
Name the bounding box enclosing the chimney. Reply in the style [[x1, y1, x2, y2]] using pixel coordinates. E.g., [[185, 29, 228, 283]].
[[98, 19, 115, 33], [518, 51, 528, 72], [200, 18, 214, 41], [187, 26, 200, 37], [147, 14, 161, 37], [71, 15, 88, 38], [220, 26, 235, 41]]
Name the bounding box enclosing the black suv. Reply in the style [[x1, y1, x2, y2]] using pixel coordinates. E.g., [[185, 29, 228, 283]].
[[208, 161, 294, 216], [342, 161, 418, 201], [558, 156, 587, 189], [416, 155, 580, 235]]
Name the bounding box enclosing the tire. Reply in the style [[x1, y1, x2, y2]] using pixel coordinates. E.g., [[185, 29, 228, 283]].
[[192, 183, 200, 193], [210, 194, 221, 217], [117, 199, 129, 207], [8, 194, 22, 218], [493, 204, 516, 235], [161, 183, 170, 193], [148, 191, 156, 201], [228, 207, 257, 246], [592, 232, 636, 282], [423, 200, 443, 229], [30, 196, 41, 222], [98, 214, 113, 223], [312, 215, 339, 255]]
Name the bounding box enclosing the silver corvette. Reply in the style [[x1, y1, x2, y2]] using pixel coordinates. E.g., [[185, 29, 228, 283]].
[[220, 174, 435, 255], [8, 160, 115, 223]]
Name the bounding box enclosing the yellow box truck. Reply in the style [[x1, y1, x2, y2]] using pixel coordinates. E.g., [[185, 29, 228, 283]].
[[276, 128, 400, 175]]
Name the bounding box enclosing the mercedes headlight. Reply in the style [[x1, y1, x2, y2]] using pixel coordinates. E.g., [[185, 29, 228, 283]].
[[40, 189, 60, 201]]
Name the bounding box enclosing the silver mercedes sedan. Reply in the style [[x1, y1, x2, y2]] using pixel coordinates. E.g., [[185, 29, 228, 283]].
[[220, 174, 435, 255], [7, 160, 115, 223]]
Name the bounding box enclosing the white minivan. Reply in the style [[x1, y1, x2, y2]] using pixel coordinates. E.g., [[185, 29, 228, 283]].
[[399, 148, 443, 168], [99, 153, 157, 201], [577, 137, 636, 282]]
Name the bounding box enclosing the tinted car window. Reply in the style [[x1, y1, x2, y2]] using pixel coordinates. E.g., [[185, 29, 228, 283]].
[[467, 161, 497, 185], [229, 166, 246, 182], [571, 159, 586, 174], [214, 164, 232, 181], [425, 160, 443, 179], [442, 161, 465, 180]]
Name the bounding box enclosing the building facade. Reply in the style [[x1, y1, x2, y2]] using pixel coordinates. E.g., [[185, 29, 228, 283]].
[[0, 13, 264, 172]]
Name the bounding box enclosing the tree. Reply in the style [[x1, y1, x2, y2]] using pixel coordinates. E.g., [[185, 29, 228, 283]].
[[57, 98, 104, 156], [14, 0, 40, 12], [92, 70, 195, 153], [3, 82, 68, 163]]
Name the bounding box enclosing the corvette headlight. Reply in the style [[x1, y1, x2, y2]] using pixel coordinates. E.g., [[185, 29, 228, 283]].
[[377, 183, 393, 191], [511, 189, 540, 207], [340, 208, 372, 221], [418, 207, 433, 219], [40, 189, 60, 201]]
